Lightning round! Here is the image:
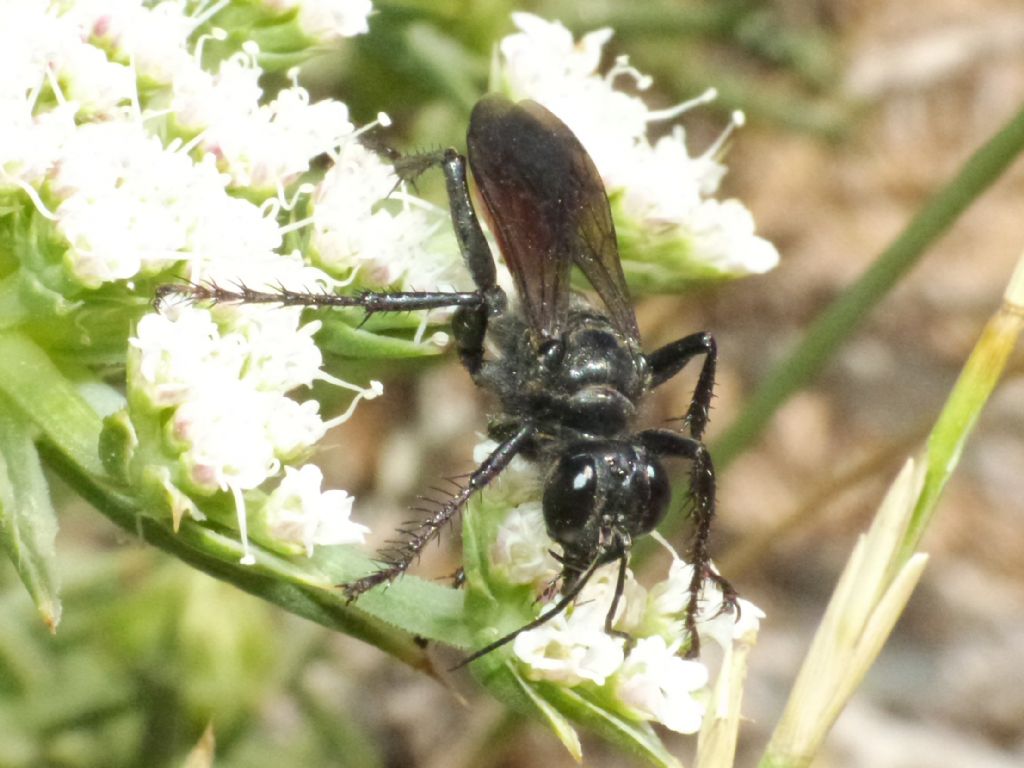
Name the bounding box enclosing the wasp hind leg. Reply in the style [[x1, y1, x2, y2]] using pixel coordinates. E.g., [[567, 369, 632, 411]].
[[638, 428, 738, 658]]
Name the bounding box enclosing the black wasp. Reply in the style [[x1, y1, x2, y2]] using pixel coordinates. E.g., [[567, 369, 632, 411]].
[[169, 95, 737, 661]]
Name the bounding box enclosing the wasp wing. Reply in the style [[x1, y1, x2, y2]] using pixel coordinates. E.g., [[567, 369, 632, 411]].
[[467, 96, 639, 343]]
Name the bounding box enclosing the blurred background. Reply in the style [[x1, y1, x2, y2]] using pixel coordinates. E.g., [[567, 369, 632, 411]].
[[4, 1, 1024, 766]]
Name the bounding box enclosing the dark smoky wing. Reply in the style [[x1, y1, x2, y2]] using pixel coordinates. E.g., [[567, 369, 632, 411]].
[[565, 159, 640, 343], [517, 100, 640, 343], [467, 96, 572, 341], [467, 97, 640, 343]]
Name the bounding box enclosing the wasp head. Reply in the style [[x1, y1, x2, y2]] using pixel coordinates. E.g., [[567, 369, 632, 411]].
[[542, 441, 670, 569]]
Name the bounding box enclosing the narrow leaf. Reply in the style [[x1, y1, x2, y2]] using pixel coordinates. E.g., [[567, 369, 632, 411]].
[[473, 662, 583, 762], [0, 399, 61, 630], [542, 684, 683, 768], [903, 251, 1024, 560], [0, 330, 105, 478], [697, 629, 757, 768]]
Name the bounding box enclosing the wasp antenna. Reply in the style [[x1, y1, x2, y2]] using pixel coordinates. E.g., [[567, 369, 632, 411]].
[[452, 552, 607, 670]]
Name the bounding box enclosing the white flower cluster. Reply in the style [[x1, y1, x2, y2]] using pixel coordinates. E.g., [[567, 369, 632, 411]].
[[310, 140, 470, 293], [129, 297, 382, 564], [497, 13, 779, 276], [488, 490, 763, 734], [0, 0, 434, 563], [171, 44, 357, 190]]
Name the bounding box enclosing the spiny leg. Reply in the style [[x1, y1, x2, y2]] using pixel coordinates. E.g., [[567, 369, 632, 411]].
[[427, 150, 497, 293], [645, 332, 717, 440], [158, 146, 506, 374], [155, 281, 485, 315], [639, 428, 737, 658], [341, 424, 535, 601]]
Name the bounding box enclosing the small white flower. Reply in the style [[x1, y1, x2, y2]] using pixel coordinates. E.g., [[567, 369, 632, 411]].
[[311, 140, 464, 290], [49, 120, 263, 288], [512, 560, 650, 685], [264, 397, 328, 460], [170, 386, 283, 493], [0, 1, 64, 100], [501, 12, 613, 100], [613, 127, 719, 225], [645, 557, 694, 619], [171, 49, 265, 132], [174, 50, 354, 189], [615, 636, 708, 734], [575, 561, 648, 635], [130, 306, 246, 409], [0, 101, 77, 187], [700, 595, 765, 649], [684, 198, 781, 275], [262, 0, 374, 41], [263, 464, 369, 555], [514, 613, 625, 686], [69, 0, 195, 84], [644, 557, 764, 650], [234, 312, 324, 392], [60, 40, 135, 115], [490, 501, 560, 586]]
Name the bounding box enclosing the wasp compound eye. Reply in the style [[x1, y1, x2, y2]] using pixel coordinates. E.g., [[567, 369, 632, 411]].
[[633, 455, 671, 536], [543, 452, 598, 546]]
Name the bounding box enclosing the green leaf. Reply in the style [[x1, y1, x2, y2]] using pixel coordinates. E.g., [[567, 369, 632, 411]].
[[0, 399, 62, 630], [472, 660, 684, 768], [312, 545, 470, 647], [316, 314, 447, 359], [900, 260, 1024, 563], [543, 684, 683, 768], [473, 662, 583, 762], [0, 330, 105, 479]]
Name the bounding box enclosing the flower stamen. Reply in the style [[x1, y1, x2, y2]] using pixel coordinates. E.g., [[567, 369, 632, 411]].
[[645, 87, 718, 124]]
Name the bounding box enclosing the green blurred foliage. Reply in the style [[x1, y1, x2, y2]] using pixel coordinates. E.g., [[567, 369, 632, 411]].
[[0, 540, 385, 768]]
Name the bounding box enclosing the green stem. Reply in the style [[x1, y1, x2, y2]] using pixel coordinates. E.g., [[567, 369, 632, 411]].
[[899, 295, 1024, 564], [39, 441, 439, 675], [714, 100, 1024, 470]]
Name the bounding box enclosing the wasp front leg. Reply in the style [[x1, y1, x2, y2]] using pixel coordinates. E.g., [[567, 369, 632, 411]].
[[394, 148, 507, 374]]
